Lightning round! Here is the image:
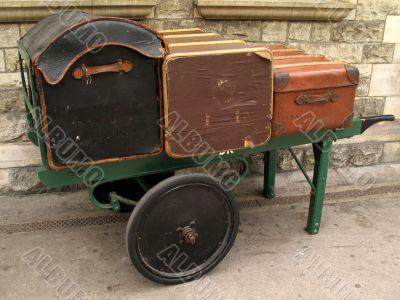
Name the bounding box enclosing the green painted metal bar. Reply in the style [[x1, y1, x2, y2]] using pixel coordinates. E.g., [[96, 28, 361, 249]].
[[18, 42, 49, 168], [263, 150, 277, 199], [109, 192, 139, 212], [134, 177, 152, 192], [37, 121, 363, 189], [306, 140, 333, 235], [288, 147, 316, 192]]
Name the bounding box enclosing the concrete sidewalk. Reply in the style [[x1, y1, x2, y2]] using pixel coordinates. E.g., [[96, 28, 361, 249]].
[[1, 185, 400, 299]]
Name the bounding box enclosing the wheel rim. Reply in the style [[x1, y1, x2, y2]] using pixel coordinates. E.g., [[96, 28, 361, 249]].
[[128, 176, 238, 282]]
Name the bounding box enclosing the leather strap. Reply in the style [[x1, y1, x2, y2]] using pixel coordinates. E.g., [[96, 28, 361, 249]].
[[295, 91, 338, 105], [72, 59, 133, 83]]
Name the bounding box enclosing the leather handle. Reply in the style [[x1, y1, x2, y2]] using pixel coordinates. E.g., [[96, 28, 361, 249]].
[[72, 59, 133, 82], [295, 91, 338, 105]]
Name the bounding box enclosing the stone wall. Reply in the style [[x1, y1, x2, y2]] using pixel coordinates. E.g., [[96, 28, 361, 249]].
[[0, 0, 399, 193]]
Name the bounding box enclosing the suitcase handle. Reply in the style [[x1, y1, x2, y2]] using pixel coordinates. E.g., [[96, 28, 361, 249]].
[[72, 59, 133, 84], [295, 91, 337, 105]]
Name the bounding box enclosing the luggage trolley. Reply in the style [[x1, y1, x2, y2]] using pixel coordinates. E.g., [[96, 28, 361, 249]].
[[18, 12, 395, 284]]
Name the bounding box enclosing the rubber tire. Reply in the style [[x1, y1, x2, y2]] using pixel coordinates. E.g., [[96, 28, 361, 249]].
[[125, 174, 239, 285]]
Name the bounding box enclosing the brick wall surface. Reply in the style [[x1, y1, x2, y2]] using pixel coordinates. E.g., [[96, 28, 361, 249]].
[[0, 0, 399, 193]]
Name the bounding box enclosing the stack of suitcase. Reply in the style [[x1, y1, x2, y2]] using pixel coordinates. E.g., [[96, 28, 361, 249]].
[[159, 28, 359, 141]]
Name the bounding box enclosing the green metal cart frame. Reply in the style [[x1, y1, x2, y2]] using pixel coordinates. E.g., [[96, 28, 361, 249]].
[[18, 42, 395, 236]]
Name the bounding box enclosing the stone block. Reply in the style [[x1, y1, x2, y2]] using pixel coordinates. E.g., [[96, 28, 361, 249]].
[[369, 64, 400, 96], [0, 72, 21, 89], [0, 112, 26, 143], [331, 21, 385, 42], [0, 143, 41, 168], [146, 19, 225, 35], [349, 143, 384, 166], [336, 121, 400, 144], [288, 22, 311, 41], [0, 50, 4, 72], [19, 23, 36, 37], [306, 143, 384, 168], [353, 64, 373, 97], [311, 22, 331, 42], [382, 142, 400, 163], [0, 49, 6, 72], [248, 153, 264, 175], [195, 0, 357, 21], [353, 64, 373, 77], [383, 15, 400, 43], [303, 146, 314, 170], [262, 21, 288, 42], [155, 0, 193, 18], [393, 44, 400, 63], [0, 89, 24, 112], [356, 76, 370, 96], [299, 43, 363, 63], [0, 24, 19, 47], [143, 19, 197, 31], [222, 20, 262, 41], [4, 48, 19, 72], [354, 97, 385, 117], [362, 44, 395, 63], [277, 148, 303, 172], [356, 0, 398, 20], [384, 97, 400, 119], [1, 167, 45, 194], [344, 7, 356, 21], [330, 145, 352, 168], [192, 20, 225, 34]]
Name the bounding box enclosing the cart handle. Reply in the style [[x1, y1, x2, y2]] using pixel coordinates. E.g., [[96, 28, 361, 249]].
[[361, 115, 395, 133]]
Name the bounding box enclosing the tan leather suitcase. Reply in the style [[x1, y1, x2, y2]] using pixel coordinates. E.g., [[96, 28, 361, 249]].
[[161, 37, 273, 157], [272, 62, 359, 137]]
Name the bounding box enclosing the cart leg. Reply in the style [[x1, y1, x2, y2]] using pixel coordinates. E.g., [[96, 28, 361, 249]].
[[263, 150, 277, 199], [306, 140, 332, 235]]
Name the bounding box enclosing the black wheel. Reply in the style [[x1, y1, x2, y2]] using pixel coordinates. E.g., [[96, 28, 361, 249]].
[[126, 174, 239, 284]]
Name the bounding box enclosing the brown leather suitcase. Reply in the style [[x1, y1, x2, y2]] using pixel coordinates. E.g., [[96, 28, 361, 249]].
[[253, 43, 287, 50], [272, 48, 306, 56], [265, 43, 287, 50], [162, 32, 225, 43], [162, 38, 273, 157], [159, 28, 205, 35], [274, 55, 328, 66], [272, 62, 359, 137]]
